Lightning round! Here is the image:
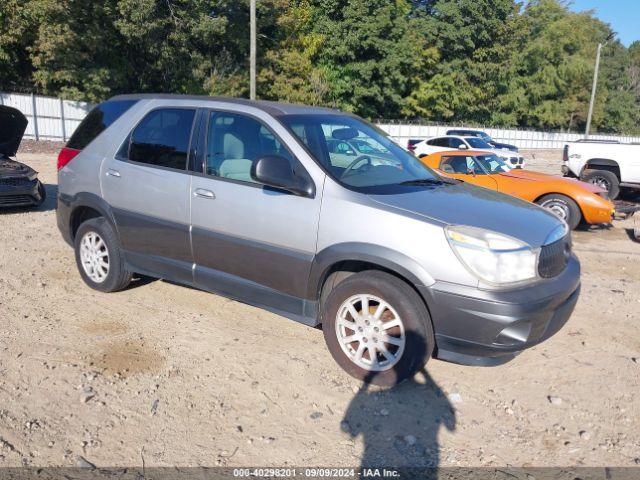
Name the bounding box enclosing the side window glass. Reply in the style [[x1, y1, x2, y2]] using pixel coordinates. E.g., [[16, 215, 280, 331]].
[[441, 156, 470, 174], [68, 100, 137, 150], [205, 111, 296, 184], [448, 137, 463, 148], [466, 156, 484, 174], [126, 108, 195, 170]]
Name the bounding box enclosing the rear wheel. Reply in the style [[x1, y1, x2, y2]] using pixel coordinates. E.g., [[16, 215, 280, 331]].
[[74, 217, 132, 292], [321, 271, 434, 387], [582, 169, 620, 200], [536, 193, 582, 230]]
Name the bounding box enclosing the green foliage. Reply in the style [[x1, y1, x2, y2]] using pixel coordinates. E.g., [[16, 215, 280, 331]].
[[0, 0, 638, 133]]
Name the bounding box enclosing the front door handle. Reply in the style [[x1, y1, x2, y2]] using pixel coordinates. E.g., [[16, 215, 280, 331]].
[[194, 188, 215, 199], [106, 169, 121, 178]]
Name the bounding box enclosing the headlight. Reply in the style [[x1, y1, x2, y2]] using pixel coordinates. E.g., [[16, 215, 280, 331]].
[[446, 225, 538, 285]]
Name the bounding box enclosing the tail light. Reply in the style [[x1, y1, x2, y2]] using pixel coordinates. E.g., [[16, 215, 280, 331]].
[[562, 145, 569, 163], [57, 147, 81, 170], [407, 141, 417, 152]]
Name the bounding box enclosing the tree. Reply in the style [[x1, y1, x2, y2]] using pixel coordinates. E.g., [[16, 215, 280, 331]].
[[0, 0, 637, 134]]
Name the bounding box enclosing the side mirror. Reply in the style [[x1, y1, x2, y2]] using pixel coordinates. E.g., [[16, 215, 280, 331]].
[[458, 144, 468, 150], [251, 156, 314, 197]]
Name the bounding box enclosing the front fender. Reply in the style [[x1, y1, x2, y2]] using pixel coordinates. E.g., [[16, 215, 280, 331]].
[[307, 242, 436, 301]]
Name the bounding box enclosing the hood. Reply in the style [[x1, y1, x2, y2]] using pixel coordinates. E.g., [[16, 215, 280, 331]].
[[0, 158, 37, 179], [369, 183, 563, 248], [0, 106, 28, 157], [499, 169, 605, 193], [491, 142, 518, 152]]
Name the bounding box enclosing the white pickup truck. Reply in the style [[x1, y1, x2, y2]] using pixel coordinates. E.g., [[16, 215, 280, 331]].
[[562, 140, 640, 200]]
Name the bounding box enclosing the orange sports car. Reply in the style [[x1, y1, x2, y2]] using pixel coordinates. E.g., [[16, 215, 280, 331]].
[[420, 150, 615, 230]]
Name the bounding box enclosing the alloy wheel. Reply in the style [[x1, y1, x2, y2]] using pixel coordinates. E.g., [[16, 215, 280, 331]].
[[588, 176, 611, 192], [79, 231, 110, 283], [540, 199, 570, 222], [335, 294, 406, 371]]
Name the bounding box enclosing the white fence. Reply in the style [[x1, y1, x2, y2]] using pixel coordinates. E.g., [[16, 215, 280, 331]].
[[377, 123, 640, 150], [2, 92, 640, 148], [0, 92, 91, 142]]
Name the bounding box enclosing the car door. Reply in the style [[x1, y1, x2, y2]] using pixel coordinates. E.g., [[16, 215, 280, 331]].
[[448, 137, 468, 151], [189, 109, 323, 321], [620, 144, 640, 183], [101, 107, 197, 284], [439, 155, 498, 190], [415, 137, 449, 157]]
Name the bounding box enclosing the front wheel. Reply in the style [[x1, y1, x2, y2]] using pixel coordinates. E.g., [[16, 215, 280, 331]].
[[536, 193, 582, 230], [582, 169, 620, 200], [322, 271, 434, 387]]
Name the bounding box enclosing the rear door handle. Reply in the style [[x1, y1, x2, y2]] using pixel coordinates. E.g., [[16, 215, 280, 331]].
[[194, 188, 215, 199], [106, 169, 121, 178]]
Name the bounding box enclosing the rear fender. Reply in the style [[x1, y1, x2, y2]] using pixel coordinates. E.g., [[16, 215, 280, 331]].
[[58, 192, 118, 243]]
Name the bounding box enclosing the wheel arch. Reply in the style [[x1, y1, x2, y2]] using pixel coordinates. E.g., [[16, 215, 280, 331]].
[[534, 191, 584, 223], [308, 243, 436, 322], [582, 159, 621, 179], [67, 193, 119, 241]]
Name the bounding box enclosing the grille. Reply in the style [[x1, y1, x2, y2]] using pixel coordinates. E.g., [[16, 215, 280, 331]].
[[0, 195, 35, 206], [0, 177, 34, 187], [538, 236, 571, 278]]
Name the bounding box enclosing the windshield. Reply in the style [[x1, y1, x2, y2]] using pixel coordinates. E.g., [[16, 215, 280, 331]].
[[479, 133, 493, 143], [281, 114, 442, 192], [474, 154, 509, 174], [465, 137, 493, 149], [350, 138, 389, 155]]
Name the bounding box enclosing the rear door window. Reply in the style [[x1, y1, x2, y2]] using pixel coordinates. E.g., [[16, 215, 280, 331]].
[[124, 108, 196, 170], [448, 137, 464, 148], [67, 100, 137, 150], [427, 138, 448, 147]]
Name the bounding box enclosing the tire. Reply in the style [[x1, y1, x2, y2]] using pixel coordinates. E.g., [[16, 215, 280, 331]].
[[536, 193, 582, 230], [74, 217, 132, 292], [321, 270, 434, 387], [582, 169, 620, 200]]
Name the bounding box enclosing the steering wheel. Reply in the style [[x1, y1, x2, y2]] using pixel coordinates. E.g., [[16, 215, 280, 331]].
[[341, 155, 373, 178]]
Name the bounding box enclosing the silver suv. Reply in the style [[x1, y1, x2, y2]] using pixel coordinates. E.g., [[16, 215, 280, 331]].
[[57, 95, 580, 386]]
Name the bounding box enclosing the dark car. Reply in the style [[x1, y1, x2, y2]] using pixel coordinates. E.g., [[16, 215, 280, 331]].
[[0, 106, 46, 208], [406, 138, 423, 153], [446, 129, 518, 152]]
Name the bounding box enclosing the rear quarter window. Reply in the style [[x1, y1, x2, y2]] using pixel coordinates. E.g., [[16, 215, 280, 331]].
[[66, 100, 137, 150], [124, 108, 196, 170]]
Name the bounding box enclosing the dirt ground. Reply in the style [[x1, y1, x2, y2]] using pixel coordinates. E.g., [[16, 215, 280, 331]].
[[0, 150, 639, 469]]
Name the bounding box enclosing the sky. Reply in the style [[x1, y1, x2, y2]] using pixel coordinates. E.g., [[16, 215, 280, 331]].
[[569, 0, 639, 47]]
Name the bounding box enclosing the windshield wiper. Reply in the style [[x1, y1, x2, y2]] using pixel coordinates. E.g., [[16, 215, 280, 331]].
[[399, 178, 446, 186]]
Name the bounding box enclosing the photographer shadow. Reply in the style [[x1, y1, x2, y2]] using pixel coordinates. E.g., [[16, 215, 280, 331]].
[[341, 331, 456, 476]]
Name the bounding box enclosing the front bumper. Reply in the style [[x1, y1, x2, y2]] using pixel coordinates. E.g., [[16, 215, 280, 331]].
[[420, 255, 581, 366], [0, 178, 43, 207]]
